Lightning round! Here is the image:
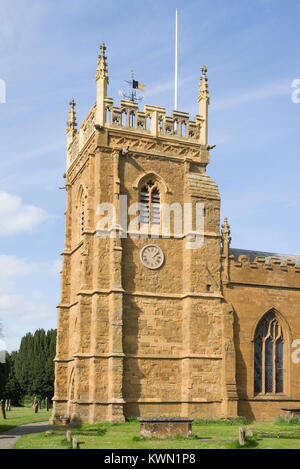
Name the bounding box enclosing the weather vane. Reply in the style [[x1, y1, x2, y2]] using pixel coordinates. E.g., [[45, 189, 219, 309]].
[[118, 70, 146, 103]]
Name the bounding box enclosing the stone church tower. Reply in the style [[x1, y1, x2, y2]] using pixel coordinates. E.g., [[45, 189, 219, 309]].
[[51, 43, 237, 423], [53, 43, 300, 424]]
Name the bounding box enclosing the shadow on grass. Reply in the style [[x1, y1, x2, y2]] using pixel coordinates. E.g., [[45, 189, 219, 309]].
[[45, 434, 85, 450], [226, 437, 259, 449], [0, 425, 17, 433], [59, 438, 85, 450]]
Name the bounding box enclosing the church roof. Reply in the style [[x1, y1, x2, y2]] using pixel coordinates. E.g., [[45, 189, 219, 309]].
[[230, 248, 300, 266]]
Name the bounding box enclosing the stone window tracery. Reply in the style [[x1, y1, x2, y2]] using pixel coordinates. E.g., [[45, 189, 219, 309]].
[[139, 180, 160, 226], [254, 312, 284, 395]]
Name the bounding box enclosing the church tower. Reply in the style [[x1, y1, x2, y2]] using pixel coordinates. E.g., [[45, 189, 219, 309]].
[[51, 44, 238, 424]]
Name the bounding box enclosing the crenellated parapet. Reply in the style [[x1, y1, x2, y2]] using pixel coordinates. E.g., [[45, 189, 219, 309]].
[[66, 42, 213, 172], [103, 100, 203, 140], [66, 99, 208, 169], [225, 249, 300, 289]]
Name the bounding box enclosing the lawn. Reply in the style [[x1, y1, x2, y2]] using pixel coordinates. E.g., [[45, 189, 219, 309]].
[[0, 406, 51, 434], [13, 417, 300, 449]]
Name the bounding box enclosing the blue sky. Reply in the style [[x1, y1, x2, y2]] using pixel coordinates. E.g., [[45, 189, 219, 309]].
[[0, 0, 299, 351]]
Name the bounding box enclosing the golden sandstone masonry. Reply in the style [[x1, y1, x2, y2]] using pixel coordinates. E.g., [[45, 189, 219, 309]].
[[51, 43, 300, 424]]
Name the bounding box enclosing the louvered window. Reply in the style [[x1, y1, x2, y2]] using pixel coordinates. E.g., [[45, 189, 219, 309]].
[[139, 181, 160, 226]]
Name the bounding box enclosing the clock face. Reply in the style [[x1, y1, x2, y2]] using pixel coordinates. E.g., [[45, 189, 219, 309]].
[[140, 245, 164, 270]]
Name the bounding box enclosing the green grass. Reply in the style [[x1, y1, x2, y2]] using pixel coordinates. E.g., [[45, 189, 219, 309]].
[[0, 406, 51, 434], [193, 417, 250, 426], [12, 418, 300, 449], [276, 416, 300, 425]]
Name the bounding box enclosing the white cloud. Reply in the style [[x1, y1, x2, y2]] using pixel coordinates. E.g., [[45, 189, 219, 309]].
[[0, 253, 60, 351], [0, 255, 61, 291], [0, 254, 31, 277], [0, 191, 50, 236], [0, 293, 49, 324]]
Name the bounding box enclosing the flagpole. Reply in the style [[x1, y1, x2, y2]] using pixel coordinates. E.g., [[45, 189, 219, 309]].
[[174, 8, 178, 111]]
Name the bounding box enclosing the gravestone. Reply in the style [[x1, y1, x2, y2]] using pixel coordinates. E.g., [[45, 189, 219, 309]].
[[138, 417, 193, 438], [238, 426, 245, 446], [72, 438, 78, 449]]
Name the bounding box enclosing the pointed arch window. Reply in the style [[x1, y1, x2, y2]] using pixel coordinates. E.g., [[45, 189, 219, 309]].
[[254, 312, 284, 395], [139, 180, 160, 226]]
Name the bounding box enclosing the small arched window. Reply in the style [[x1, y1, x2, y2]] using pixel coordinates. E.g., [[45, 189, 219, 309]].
[[139, 180, 160, 226], [254, 312, 284, 394]]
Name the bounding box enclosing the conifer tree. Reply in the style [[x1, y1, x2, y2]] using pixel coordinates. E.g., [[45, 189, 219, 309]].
[[15, 329, 57, 399], [4, 352, 23, 405], [0, 352, 9, 399]]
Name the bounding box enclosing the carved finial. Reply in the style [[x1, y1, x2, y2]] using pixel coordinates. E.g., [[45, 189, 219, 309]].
[[198, 65, 210, 104], [66, 98, 77, 134], [221, 217, 231, 247], [96, 42, 109, 82]]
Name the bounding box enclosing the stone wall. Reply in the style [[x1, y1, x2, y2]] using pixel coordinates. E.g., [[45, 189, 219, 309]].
[[223, 254, 300, 421], [51, 122, 238, 424]]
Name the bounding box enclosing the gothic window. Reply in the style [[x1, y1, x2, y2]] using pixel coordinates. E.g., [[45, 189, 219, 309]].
[[254, 312, 284, 395], [139, 180, 160, 226]]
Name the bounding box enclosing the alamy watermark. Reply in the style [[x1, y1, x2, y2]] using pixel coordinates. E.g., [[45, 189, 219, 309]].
[[0, 79, 6, 104], [96, 198, 205, 249], [291, 79, 300, 104], [291, 339, 300, 364]]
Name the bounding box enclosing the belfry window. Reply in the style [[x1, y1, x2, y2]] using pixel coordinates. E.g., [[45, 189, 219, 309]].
[[254, 312, 284, 395], [139, 181, 160, 226]]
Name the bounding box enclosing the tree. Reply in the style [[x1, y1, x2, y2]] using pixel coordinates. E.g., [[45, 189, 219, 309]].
[[14, 332, 34, 395], [15, 329, 57, 399], [4, 352, 23, 405], [0, 351, 9, 400]]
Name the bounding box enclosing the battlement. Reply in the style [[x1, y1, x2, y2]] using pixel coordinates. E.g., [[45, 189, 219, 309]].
[[67, 99, 206, 168], [226, 248, 300, 288], [66, 42, 210, 170], [103, 99, 203, 140]]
